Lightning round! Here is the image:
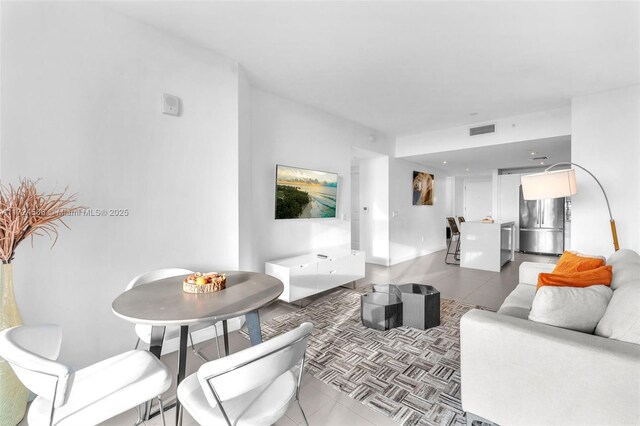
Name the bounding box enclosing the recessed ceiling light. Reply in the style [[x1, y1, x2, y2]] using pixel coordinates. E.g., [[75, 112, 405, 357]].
[[442, 161, 447, 165], [540, 161, 545, 165], [530, 151, 537, 156], [465, 168, 470, 172]]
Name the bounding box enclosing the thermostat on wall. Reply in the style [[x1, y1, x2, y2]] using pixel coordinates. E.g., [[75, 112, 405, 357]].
[[162, 93, 181, 116]]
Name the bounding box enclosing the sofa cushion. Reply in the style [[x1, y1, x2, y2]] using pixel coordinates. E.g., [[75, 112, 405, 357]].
[[611, 262, 640, 290], [496, 305, 530, 319], [594, 249, 640, 344], [607, 248, 640, 266], [529, 285, 613, 333], [518, 262, 556, 286], [497, 284, 537, 319], [595, 258, 640, 344]]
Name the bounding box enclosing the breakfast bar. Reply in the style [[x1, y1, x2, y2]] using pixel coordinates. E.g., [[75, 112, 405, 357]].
[[460, 221, 516, 272]]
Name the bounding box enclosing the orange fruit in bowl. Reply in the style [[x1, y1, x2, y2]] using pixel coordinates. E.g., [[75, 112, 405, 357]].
[[195, 276, 207, 285]]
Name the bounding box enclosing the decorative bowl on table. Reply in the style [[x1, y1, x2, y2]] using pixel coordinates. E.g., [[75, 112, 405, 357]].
[[183, 272, 226, 294]]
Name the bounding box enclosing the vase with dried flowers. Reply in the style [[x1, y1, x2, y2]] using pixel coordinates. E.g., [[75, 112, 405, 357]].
[[0, 179, 82, 425]]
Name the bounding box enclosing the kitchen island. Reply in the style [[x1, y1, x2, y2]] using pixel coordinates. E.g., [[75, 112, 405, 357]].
[[460, 221, 516, 272]]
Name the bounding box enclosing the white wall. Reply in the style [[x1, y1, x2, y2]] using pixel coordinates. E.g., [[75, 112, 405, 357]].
[[1, 3, 242, 367], [360, 156, 390, 265], [455, 177, 465, 217], [389, 159, 447, 265], [238, 67, 253, 270], [351, 162, 361, 250], [396, 107, 571, 157], [463, 177, 493, 220], [571, 85, 640, 255], [445, 177, 454, 217], [248, 88, 393, 271], [491, 169, 499, 222]]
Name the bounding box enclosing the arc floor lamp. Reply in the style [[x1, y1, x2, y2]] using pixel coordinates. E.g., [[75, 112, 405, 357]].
[[521, 162, 619, 252]]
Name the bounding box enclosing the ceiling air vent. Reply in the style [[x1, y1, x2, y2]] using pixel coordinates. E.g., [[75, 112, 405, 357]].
[[530, 156, 548, 161], [469, 124, 495, 136]]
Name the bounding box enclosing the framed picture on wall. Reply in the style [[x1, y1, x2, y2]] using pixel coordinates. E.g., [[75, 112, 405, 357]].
[[275, 164, 338, 219], [413, 171, 434, 205]]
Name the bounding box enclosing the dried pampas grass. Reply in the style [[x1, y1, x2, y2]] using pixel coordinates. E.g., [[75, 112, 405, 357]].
[[0, 179, 83, 263]]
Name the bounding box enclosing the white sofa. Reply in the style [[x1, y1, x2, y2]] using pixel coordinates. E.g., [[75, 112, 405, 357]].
[[460, 249, 640, 425]]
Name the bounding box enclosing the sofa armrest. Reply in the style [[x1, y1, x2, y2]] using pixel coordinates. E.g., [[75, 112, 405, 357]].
[[461, 309, 640, 425], [519, 261, 555, 286]]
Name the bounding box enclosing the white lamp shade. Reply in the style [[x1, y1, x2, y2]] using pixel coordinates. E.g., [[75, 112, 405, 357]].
[[521, 168, 577, 200]]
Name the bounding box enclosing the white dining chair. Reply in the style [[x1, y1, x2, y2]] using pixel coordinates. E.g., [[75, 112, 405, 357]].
[[0, 324, 172, 426], [127, 268, 221, 360], [177, 322, 313, 426]]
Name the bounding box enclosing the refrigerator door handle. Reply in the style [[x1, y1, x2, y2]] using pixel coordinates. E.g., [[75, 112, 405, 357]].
[[541, 202, 545, 226]]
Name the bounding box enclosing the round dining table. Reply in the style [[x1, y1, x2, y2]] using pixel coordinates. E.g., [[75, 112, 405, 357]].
[[112, 271, 284, 425]]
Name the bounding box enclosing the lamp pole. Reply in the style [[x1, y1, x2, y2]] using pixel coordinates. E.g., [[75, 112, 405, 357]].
[[545, 162, 619, 251]]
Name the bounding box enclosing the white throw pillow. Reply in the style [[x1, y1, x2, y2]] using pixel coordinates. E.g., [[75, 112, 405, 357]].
[[529, 285, 613, 334]]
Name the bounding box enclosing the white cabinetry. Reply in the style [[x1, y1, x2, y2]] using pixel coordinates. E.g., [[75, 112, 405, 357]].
[[266, 248, 365, 303]]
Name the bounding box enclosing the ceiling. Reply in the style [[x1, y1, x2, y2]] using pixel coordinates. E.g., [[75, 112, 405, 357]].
[[107, 1, 639, 136], [403, 136, 571, 176]]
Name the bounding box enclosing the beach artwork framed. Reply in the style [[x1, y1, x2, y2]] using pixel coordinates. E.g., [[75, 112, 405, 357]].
[[413, 171, 434, 205], [275, 165, 338, 219]]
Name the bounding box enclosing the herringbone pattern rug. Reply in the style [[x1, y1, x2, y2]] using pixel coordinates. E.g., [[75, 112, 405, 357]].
[[243, 287, 491, 426]]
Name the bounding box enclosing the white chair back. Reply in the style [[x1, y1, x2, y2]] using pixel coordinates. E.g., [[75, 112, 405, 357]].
[[198, 322, 313, 405], [126, 268, 194, 291], [0, 325, 72, 408], [127, 268, 198, 348]]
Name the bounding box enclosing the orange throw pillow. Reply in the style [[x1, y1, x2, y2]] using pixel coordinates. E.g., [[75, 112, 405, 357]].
[[553, 251, 605, 274], [537, 265, 613, 290]]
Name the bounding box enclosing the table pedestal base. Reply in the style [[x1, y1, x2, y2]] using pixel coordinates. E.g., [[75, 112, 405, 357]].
[[246, 311, 262, 345]]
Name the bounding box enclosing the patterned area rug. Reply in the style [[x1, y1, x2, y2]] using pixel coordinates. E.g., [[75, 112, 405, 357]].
[[242, 287, 491, 426]]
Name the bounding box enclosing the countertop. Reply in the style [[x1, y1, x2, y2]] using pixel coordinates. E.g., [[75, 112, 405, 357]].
[[463, 220, 515, 226]]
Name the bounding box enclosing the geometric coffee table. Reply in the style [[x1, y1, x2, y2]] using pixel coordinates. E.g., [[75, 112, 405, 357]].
[[362, 283, 440, 330], [361, 291, 403, 331], [394, 283, 440, 329]]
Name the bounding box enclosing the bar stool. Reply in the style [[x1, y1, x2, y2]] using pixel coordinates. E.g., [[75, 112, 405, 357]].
[[458, 216, 466, 225], [445, 217, 461, 265]]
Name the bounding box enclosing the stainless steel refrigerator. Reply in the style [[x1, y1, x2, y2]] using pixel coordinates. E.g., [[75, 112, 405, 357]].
[[519, 185, 565, 255]]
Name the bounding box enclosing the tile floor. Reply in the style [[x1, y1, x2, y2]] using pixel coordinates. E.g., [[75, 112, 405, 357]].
[[24, 249, 558, 426]]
